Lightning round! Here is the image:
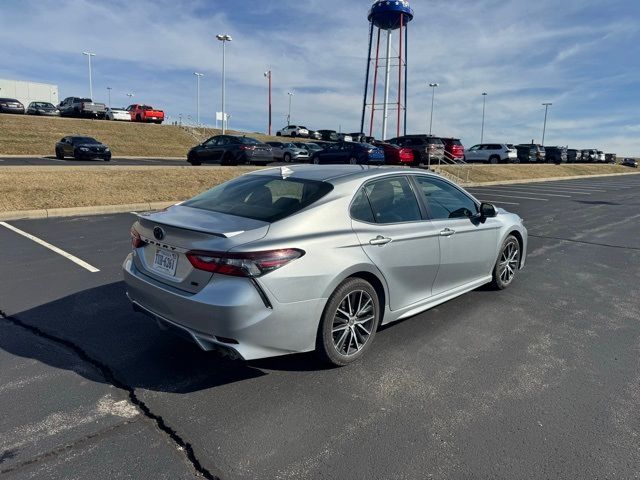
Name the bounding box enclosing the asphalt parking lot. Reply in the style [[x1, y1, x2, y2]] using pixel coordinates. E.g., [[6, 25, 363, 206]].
[[1, 175, 639, 479]]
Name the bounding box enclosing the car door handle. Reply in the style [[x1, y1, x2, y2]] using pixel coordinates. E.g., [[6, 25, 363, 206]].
[[369, 236, 392, 246], [440, 228, 456, 237]]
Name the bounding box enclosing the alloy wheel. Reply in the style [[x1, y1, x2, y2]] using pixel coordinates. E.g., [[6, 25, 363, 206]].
[[498, 241, 520, 285], [332, 290, 375, 357]]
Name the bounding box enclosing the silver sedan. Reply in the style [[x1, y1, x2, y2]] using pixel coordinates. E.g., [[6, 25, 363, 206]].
[[123, 166, 527, 366]]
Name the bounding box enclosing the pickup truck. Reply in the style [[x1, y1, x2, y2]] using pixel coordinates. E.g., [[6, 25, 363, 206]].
[[58, 97, 107, 118], [126, 104, 165, 124]]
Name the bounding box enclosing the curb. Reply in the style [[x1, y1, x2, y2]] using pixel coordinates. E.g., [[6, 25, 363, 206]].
[[0, 171, 637, 222], [0, 202, 176, 221]]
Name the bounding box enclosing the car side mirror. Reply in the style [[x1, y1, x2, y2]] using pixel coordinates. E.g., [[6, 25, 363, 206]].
[[480, 202, 497, 219]]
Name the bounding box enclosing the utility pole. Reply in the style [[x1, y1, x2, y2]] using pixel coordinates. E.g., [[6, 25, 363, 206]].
[[82, 52, 96, 99], [481, 92, 488, 143], [542, 102, 552, 145], [216, 34, 232, 133], [428, 83, 439, 135], [264, 70, 272, 135], [194, 72, 204, 126]]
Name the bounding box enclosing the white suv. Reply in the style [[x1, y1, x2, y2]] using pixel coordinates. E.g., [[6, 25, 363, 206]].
[[277, 125, 310, 138], [464, 144, 517, 164]]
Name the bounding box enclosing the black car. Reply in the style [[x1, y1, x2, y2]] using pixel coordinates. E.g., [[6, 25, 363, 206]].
[[311, 142, 385, 165], [187, 135, 273, 166], [567, 149, 580, 163], [316, 130, 340, 142], [388, 135, 445, 166], [621, 158, 638, 168], [55, 136, 111, 161], [27, 102, 59, 116], [515, 144, 546, 163], [545, 146, 567, 164], [0, 98, 25, 114]]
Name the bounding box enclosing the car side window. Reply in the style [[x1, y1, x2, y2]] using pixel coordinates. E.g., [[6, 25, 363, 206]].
[[415, 177, 479, 220], [203, 137, 217, 146], [350, 189, 375, 223], [361, 177, 422, 224]]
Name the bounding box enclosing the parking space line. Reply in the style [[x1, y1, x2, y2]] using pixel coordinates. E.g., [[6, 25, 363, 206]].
[[517, 186, 598, 194], [471, 193, 548, 201], [0, 221, 100, 273], [478, 199, 520, 205], [470, 188, 571, 198]]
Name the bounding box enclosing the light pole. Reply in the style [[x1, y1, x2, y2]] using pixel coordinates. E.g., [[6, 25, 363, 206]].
[[82, 52, 96, 99], [541, 103, 552, 146], [481, 92, 488, 143], [107, 87, 112, 108], [216, 34, 232, 133], [126, 93, 134, 105], [428, 83, 439, 135], [194, 72, 204, 126], [287, 92, 294, 125], [264, 70, 272, 135]]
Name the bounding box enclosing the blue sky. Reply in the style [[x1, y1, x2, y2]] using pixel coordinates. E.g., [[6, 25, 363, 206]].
[[1, 0, 639, 154]]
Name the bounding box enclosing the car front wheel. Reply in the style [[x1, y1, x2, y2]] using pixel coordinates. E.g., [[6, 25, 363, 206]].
[[316, 277, 380, 366], [492, 235, 521, 290], [55, 148, 64, 160]]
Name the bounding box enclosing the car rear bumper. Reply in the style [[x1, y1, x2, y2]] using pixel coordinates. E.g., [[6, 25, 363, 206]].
[[123, 254, 326, 360], [0, 107, 25, 114]]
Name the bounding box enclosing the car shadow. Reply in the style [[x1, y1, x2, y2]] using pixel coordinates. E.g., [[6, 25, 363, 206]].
[[0, 281, 328, 394]]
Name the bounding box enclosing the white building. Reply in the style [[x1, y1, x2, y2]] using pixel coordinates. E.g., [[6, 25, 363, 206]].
[[0, 79, 59, 107]]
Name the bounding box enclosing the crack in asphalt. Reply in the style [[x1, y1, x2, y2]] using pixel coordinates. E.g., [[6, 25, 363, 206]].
[[0, 309, 219, 480], [528, 234, 640, 251]]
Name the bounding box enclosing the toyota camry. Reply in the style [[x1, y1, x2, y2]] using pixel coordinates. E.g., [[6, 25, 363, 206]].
[[123, 165, 527, 366]]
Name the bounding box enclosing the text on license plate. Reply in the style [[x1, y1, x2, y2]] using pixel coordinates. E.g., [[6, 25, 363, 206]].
[[153, 249, 178, 276]]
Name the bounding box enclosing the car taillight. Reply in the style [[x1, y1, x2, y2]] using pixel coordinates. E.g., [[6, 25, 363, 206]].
[[239, 145, 255, 151], [186, 249, 304, 277], [131, 226, 144, 249]]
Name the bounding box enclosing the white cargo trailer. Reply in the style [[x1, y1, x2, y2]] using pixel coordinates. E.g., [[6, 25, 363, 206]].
[[0, 79, 59, 107]]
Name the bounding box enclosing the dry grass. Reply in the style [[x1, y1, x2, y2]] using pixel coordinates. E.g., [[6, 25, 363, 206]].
[[1, 164, 637, 213], [0, 114, 313, 157], [0, 166, 260, 212], [439, 163, 636, 183]]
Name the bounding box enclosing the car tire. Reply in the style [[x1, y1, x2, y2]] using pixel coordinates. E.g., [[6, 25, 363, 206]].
[[489, 155, 499, 164], [491, 235, 521, 290], [276, 132, 281, 137], [349, 157, 358, 165], [283, 153, 292, 163], [291, 132, 297, 138], [312, 157, 320, 165], [104, 157, 111, 162], [55, 148, 64, 160], [316, 277, 381, 367]]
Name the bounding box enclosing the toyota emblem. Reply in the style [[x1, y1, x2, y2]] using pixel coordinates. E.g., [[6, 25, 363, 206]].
[[153, 226, 165, 240]]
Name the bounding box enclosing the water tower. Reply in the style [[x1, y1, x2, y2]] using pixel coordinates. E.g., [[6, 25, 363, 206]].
[[360, 0, 413, 140]]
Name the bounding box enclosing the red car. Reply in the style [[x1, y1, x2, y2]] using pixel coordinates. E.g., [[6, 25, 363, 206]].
[[126, 104, 165, 124], [374, 142, 414, 165], [441, 138, 465, 161]]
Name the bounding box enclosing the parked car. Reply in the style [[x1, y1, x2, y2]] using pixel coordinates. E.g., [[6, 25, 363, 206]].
[[55, 136, 111, 161], [307, 130, 323, 140], [544, 146, 567, 164], [126, 104, 165, 124], [441, 138, 465, 161], [605, 153, 617, 164], [124, 165, 527, 365], [265, 142, 310, 163], [581, 149, 598, 163], [187, 135, 272, 166], [337, 133, 354, 142], [349, 132, 366, 143], [464, 144, 517, 164], [316, 130, 340, 142], [621, 158, 638, 168], [276, 125, 310, 138], [311, 142, 384, 165], [567, 149, 580, 163], [26, 102, 59, 116], [58, 97, 106, 118], [294, 142, 324, 158], [105, 107, 131, 121], [372, 141, 414, 165], [515, 144, 546, 163], [596, 151, 605, 163], [0, 98, 25, 114], [388, 135, 445, 166]]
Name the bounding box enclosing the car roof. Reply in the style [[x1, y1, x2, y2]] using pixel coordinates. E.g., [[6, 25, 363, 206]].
[[245, 164, 443, 185]]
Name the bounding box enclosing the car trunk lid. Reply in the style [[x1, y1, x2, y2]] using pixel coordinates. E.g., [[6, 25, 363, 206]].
[[133, 205, 270, 293]]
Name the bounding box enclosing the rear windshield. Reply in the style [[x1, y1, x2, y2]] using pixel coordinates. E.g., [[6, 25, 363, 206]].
[[182, 175, 334, 223], [449, 140, 463, 147]]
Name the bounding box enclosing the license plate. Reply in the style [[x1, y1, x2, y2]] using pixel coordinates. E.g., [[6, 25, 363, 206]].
[[153, 249, 178, 276]]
